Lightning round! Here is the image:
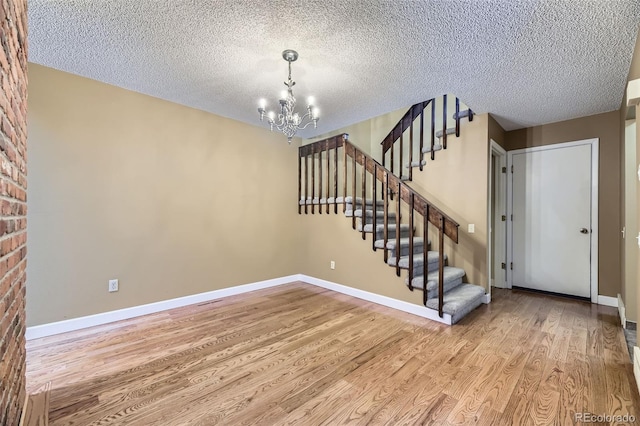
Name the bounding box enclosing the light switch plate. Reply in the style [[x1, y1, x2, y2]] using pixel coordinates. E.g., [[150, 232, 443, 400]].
[[468, 224, 475, 233]]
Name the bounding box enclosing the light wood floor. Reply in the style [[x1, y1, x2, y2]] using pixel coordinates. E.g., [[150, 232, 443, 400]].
[[26, 282, 640, 425]]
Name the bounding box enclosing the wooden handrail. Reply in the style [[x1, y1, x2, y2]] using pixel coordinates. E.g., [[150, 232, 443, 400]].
[[381, 96, 474, 170], [381, 101, 431, 154]]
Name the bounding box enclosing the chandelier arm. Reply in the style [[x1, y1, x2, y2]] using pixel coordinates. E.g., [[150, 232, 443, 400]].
[[298, 120, 319, 130]]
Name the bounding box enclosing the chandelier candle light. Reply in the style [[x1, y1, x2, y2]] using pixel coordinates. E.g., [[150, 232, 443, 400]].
[[258, 49, 319, 143]]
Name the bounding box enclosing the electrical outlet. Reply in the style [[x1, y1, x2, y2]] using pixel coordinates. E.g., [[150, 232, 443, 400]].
[[468, 224, 475, 233], [330, 261, 336, 270], [108, 279, 119, 292]]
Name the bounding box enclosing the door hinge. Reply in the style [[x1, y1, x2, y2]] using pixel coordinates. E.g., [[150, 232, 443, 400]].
[[501, 215, 506, 222], [510, 262, 513, 270], [510, 214, 513, 221], [501, 262, 506, 270], [511, 165, 514, 173], [501, 166, 506, 173]]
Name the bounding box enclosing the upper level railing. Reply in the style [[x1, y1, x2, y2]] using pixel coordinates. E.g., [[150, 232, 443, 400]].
[[298, 134, 459, 316], [380, 95, 473, 181]]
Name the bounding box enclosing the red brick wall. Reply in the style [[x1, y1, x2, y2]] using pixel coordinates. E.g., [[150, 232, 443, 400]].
[[0, 0, 27, 424]]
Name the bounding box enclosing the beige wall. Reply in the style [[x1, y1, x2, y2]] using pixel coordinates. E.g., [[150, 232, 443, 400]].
[[504, 111, 621, 297], [305, 106, 407, 158], [300, 213, 427, 305], [27, 64, 302, 326]]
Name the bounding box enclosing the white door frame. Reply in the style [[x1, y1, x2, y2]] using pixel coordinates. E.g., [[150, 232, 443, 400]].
[[488, 140, 507, 289], [506, 138, 599, 302]]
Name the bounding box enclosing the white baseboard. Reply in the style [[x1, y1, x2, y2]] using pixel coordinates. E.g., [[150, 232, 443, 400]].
[[634, 347, 640, 397], [299, 274, 452, 325], [25, 275, 299, 340], [618, 294, 627, 327], [28, 273, 493, 339], [597, 295, 618, 307]]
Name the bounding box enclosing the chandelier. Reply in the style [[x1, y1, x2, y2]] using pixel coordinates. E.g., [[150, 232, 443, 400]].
[[258, 49, 319, 143]]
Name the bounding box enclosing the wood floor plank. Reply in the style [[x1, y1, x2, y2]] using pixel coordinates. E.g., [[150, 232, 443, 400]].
[[605, 361, 639, 419], [481, 349, 529, 413], [321, 356, 423, 425], [278, 379, 359, 425], [528, 386, 560, 426], [25, 284, 639, 425], [445, 355, 506, 424]]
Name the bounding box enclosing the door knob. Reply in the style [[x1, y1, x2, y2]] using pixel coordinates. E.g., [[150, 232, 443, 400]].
[[580, 228, 589, 234]]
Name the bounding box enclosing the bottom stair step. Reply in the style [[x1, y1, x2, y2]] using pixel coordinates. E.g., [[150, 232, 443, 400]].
[[426, 284, 485, 324]]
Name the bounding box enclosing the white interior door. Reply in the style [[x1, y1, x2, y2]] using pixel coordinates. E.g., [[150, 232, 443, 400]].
[[510, 141, 595, 298]]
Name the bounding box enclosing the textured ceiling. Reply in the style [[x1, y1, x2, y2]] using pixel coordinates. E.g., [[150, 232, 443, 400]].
[[29, 0, 640, 137]]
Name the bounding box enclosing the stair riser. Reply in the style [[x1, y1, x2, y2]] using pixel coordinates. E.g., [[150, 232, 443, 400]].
[[408, 276, 464, 294], [354, 210, 396, 219], [423, 277, 463, 299], [409, 262, 443, 276], [345, 202, 385, 211], [358, 215, 398, 226], [407, 267, 466, 293], [387, 259, 443, 275], [345, 210, 393, 219], [375, 229, 413, 240], [389, 243, 426, 258], [346, 206, 387, 217], [342, 196, 385, 205]]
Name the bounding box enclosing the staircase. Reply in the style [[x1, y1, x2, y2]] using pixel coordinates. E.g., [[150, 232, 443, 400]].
[[298, 95, 485, 324]]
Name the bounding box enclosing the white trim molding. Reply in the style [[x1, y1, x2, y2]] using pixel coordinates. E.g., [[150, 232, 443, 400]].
[[483, 293, 491, 304], [27, 275, 458, 339], [25, 275, 299, 340], [618, 294, 627, 327], [300, 275, 452, 325], [634, 346, 640, 397], [488, 139, 508, 292], [597, 295, 618, 308]]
